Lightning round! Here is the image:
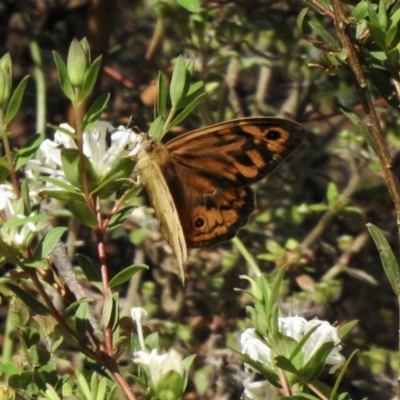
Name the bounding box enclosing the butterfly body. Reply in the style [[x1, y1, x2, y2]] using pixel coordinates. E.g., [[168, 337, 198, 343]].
[[137, 117, 304, 252]]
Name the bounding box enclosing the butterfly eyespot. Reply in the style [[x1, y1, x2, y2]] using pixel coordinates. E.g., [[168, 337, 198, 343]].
[[194, 218, 205, 228], [265, 130, 281, 140]]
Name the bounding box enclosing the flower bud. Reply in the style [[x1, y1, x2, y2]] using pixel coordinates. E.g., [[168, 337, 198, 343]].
[[67, 39, 89, 87], [0, 53, 12, 106]]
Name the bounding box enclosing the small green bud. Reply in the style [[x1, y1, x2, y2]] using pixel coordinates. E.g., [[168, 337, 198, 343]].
[[0, 53, 12, 79], [0, 68, 11, 107], [67, 38, 89, 87]]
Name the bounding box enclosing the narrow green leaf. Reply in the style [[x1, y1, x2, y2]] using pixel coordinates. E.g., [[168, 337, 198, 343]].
[[176, 81, 204, 109], [149, 115, 165, 141], [170, 56, 189, 107], [337, 320, 358, 341], [95, 377, 108, 400], [101, 288, 113, 328], [91, 157, 136, 198], [367, 223, 400, 295], [308, 21, 339, 48], [5, 76, 30, 124], [367, 3, 386, 49], [377, 0, 388, 30], [61, 149, 99, 191], [5, 283, 51, 315], [40, 189, 85, 202], [63, 297, 94, 316], [297, 7, 309, 33], [52, 51, 74, 101], [69, 201, 98, 228], [76, 254, 101, 287], [167, 92, 206, 130], [339, 107, 378, 153], [75, 370, 92, 400], [33, 227, 67, 260], [82, 93, 110, 132], [106, 206, 136, 231], [109, 264, 148, 288], [90, 372, 99, 400], [79, 55, 103, 101], [157, 72, 168, 118], [2, 214, 52, 229], [274, 355, 298, 373], [15, 133, 43, 170], [75, 302, 88, 338]]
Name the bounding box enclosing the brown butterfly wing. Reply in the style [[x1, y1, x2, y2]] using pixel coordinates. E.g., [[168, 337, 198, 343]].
[[161, 117, 304, 248], [165, 117, 305, 188]]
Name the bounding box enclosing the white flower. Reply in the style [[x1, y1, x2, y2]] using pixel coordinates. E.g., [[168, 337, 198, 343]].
[[277, 316, 345, 373], [133, 348, 184, 388], [242, 372, 279, 400], [131, 307, 148, 351], [0, 183, 45, 250], [240, 316, 346, 398], [302, 319, 345, 373], [25, 122, 142, 187], [240, 328, 273, 371]]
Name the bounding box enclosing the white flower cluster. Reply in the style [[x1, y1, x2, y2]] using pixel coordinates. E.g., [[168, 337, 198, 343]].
[[131, 307, 184, 388], [241, 316, 345, 399], [25, 121, 143, 197]]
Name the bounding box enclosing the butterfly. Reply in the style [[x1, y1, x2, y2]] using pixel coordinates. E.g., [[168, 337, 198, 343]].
[[136, 117, 304, 278]]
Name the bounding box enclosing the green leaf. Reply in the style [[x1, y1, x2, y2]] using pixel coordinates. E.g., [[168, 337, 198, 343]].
[[274, 355, 298, 373], [106, 206, 135, 231], [5, 76, 30, 124], [33, 227, 67, 260], [40, 189, 85, 202], [69, 201, 98, 228], [367, 223, 400, 295], [326, 182, 339, 206], [339, 107, 378, 153], [76, 254, 102, 289], [301, 342, 334, 381], [352, 1, 368, 21], [308, 21, 339, 48], [2, 214, 52, 229], [8, 371, 33, 390], [156, 371, 184, 399], [5, 283, 51, 315], [101, 288, 113, 329], [109, 264, 148, 288], [79, 55, 103, 101], [95, 377, 108, 400], [367, 3, 386, 49], [297, 7, 309, 33], [386, 8, 400, 47], [377, 0, 388, 30], [22, 327, 40, 347], [157, 72, 168, 118], [75, 370, 92, 400], [177, 0, 202, 13], [176, 81, 204, 109], [63, 297, 94, 316], [75, 302, 88, 338], [9, 305, 30, 328], [91, 157, 136, 198], [167, 92, 206, 130], [170, 56, 190, 108], [53, 51, 74, 101], [61, 148, 99, 191], [149, 115, 165, 141], [337, 320, 358, 341], [82, 93, 110, 131], [15, 133, 43, 170]]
